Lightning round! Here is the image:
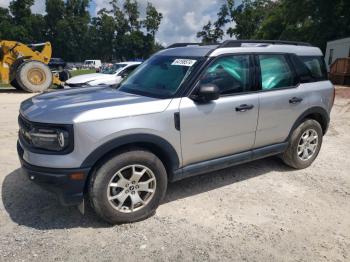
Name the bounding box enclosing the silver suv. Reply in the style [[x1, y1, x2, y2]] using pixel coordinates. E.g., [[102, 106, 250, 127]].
[[18, 40, 334, 224]]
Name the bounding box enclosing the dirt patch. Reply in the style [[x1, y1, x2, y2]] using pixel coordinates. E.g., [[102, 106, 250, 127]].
[[335, 85, 350, 99]]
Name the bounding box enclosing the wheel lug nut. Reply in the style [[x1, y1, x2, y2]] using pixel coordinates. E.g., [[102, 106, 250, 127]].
[[125, 190, 129, 193], [131, 191, 135, 194], [132, 181, 135, 184]]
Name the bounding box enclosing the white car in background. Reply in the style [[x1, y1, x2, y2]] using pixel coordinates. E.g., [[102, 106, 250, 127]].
[[83, 60, 102, 69], [64, 62, 141, 88]]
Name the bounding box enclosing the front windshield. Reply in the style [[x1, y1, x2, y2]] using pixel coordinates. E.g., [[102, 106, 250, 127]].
[[100, 64, 127, 74], [119, 56, 200, 98]]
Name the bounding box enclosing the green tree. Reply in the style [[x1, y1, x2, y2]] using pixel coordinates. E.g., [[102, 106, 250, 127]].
[[143, 2, 163, 37], [9, 0, 34, 24], [123, 0, 140, 31], [0, 8, 16, 40], [0, 0, 163, 61], [197, 1, 232, 43], [7, 0, 46, 43], [227, 0, 274, 39]]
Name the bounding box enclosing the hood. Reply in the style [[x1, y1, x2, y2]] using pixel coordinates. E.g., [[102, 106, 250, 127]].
[[20, 86, 171, 124], [66, 73, 115, 85]]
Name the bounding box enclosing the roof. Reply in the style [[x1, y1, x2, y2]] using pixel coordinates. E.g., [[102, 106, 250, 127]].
[[160, 40, 322, 57], [158, 45, 218, 57], [327, 37, 350, 45]]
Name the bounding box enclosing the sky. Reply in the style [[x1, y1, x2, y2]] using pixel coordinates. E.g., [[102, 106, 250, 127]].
[[0, 0, 236, 46]]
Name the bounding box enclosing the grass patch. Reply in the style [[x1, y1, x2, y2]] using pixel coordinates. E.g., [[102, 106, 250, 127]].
[[70, 69, 96, 77], [0, 83, 11, 88]]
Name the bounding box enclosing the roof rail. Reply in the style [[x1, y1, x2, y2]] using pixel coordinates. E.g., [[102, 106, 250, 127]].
[[166, 42, 219, 49], [219, 40, 312, 47], [167, 43, 201, 48]]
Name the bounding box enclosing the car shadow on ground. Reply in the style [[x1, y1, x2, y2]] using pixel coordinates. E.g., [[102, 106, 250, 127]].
[[2, 157, 294, 230]]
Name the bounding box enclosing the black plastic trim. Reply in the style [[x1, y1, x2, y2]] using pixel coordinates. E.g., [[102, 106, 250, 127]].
[[174, 112, 180, 131], [17, 141, 89, 206], [287, 107, 330, 138], [81, 134, 180, 171], [171, 142, 288, 182]]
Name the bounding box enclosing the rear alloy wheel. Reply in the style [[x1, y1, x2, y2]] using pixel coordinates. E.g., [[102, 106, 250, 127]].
[[89, 149, 167, 224], [16, 60, 53, 93], [282, 119, 323, 169], [297, 129, 319, 161]]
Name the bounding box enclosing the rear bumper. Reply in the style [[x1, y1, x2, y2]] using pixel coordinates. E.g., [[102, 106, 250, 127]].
[[17, 141, 90, 206]]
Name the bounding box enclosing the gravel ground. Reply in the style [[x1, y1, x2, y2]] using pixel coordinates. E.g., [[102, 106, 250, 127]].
[[0, 87, 349, 262]]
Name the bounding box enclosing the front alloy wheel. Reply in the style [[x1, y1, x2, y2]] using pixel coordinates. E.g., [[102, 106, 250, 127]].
[[107, 165, 156, 213], [89, 149, 167, 224]]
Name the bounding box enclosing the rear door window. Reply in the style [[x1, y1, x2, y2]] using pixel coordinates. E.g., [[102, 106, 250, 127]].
[[258, 55, 295, 90]]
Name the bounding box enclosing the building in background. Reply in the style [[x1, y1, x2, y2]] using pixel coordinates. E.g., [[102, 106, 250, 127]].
[[325, 37, 350, 71]]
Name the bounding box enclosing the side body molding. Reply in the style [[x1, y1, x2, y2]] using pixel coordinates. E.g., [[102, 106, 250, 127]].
[[81, 134, 180, 172]]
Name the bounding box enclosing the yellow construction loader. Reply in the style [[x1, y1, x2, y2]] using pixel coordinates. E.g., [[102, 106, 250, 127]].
[[0, 40, 67, 92]]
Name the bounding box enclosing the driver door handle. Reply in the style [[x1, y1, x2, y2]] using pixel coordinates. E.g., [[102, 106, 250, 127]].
[[235, 104, 254, 112]]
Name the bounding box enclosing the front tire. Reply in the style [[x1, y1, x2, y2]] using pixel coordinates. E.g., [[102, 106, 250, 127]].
[[89, 149, 167, 224], [282, 119, 323, 169]]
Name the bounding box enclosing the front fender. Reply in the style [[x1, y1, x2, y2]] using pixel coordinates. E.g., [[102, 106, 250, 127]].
[[80, 133, 180, 172]]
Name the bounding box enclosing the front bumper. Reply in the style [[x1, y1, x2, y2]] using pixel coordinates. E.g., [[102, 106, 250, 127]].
[[17, 141, 90, 206]]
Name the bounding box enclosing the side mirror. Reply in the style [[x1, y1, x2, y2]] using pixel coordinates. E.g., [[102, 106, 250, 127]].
[[192, 84, 220, 103]]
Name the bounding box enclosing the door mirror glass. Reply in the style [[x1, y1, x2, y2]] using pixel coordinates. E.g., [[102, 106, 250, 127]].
[[193, 84, 220, 102]]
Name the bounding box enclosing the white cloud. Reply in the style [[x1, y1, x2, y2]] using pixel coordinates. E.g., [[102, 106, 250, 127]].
[[93, 0, 110, 16], [31, 0, 46, 14], [0, 0, 11, 9]]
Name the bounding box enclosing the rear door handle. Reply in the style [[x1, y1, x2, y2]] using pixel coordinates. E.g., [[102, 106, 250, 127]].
[[235, 104, 254, 112], [289, 97, 303, 104]]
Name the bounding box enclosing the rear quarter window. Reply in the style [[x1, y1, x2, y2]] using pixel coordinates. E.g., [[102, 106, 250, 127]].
[[299, 56, 328, 81]]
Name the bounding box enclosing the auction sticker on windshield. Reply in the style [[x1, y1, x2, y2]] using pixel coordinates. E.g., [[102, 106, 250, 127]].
[[171, 59, 197, 67]]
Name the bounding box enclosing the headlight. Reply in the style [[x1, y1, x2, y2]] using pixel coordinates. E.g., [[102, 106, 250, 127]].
[[19, 115, 73, 153], [29, 128, 70, 151]]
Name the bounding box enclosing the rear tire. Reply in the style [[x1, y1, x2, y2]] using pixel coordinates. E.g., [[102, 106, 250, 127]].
[[89, 149, 167, 224], [282, 119, 323, 169], [16, 60, 53, 93]]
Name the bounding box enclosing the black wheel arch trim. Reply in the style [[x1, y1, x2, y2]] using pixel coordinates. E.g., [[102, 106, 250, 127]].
[[287, 106, 330, 140], [80, 133, 180, 172]]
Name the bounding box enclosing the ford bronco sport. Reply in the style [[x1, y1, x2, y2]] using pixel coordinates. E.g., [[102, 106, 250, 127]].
[[18, 40, 334, 224]]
